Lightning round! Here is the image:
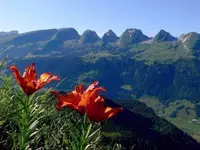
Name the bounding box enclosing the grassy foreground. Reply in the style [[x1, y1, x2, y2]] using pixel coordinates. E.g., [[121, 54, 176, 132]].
[[0, 58, 123, 150]]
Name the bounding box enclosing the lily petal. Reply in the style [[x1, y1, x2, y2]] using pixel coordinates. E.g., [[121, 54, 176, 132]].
[[36, 73, 60, 90], [104, 107, 123, 119], [86, 96, 123, 122], [85, 81, 99, 92], [87, 87, 106, 104], [22, 63, 37, 82], [7, 65, 24, 88], [51, 90, 81, 111], [75, 84, 84, 95], [58, 101, 79, 111], [8, 63, 60, 96], [79, 84, 106, 108]]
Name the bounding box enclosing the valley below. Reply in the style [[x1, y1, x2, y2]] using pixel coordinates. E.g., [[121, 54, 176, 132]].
[[139, 96, 200, 142]]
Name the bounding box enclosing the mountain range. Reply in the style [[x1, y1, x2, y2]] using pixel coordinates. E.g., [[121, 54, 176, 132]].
[[2, 27, 200, 45], [1, 27, 200, 101]]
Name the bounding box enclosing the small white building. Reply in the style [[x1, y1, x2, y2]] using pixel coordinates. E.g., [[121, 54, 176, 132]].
[[191, 119, 198, 123]]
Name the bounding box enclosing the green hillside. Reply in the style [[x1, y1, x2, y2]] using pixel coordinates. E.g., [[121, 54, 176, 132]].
[[139, 96, 200, 142]]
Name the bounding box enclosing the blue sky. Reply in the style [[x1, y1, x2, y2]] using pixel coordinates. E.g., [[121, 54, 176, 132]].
[[0, 0, 199, 37]]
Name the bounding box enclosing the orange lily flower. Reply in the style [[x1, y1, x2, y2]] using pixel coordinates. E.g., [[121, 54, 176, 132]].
[[7, 63, 60, 96], [85, 96, 123, 122], [51, 81, 106, 113], [51, 84, 83, 111]]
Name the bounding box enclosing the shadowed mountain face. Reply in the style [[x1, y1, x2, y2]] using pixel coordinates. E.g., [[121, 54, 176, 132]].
[[118, 28, 150, 46], [154, 29, 176, 43], [104, 98, 200, 150], [10, 56, 200, 103], [7, 29, 58, 45], [52, 28, 80, 41], [101, 29, 119, 44], [80, 30, 100, 43]]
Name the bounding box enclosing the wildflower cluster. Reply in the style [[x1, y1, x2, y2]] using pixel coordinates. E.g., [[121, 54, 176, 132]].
[[8, 63, 123, 122], [6, 62, 123, 149]]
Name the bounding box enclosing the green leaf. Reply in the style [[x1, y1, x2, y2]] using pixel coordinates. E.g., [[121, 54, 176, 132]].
[[0, 56, 7, 70], [0, 120, 5, 126]]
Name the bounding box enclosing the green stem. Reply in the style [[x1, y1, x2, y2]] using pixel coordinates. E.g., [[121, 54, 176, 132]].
[[79, 114, 92, 150], [80, 115, 95, 150], [69, 114, 101, 150], [79, 115, 85, 150], [19, 95, 30, 150]]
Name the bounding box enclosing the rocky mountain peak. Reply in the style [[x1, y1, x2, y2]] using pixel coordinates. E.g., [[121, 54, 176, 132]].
[[80, 30, 100, 43], [101, 29, 118, 44], [118, 28, 149, 46], [154, 29, 176, 43]]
